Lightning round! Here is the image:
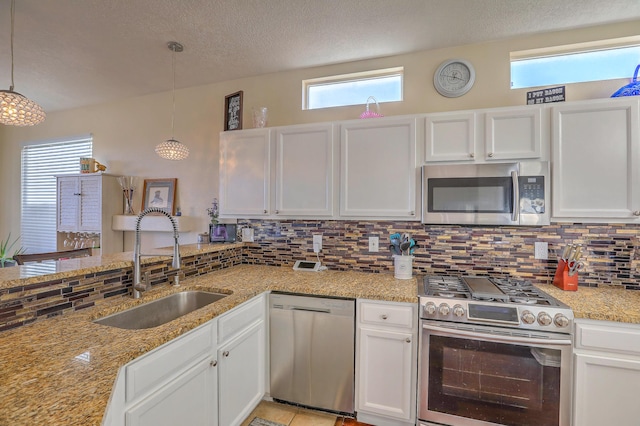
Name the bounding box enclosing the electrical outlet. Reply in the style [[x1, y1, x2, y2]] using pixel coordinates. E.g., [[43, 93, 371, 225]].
[[534, 242, 548, 260], [313, 234, 322, 253], [369, 236, 379, 252]]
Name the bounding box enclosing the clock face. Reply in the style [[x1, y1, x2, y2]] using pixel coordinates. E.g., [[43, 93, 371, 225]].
[[434, 59, 475, 98]]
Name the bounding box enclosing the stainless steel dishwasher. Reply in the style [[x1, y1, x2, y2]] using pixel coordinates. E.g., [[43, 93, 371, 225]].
[[269, 293, 355, 415]]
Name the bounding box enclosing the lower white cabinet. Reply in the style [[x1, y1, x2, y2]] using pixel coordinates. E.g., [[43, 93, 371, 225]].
[[573, 319, 640, 426], [356, 300, 417, 426]]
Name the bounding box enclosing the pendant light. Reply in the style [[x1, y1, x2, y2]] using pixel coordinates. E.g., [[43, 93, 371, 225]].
[[155, 41, 189, 160], [0, 0, 46, 126]]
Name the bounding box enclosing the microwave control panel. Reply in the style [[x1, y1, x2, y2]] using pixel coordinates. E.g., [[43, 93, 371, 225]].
[[519, 176, 545, 214]]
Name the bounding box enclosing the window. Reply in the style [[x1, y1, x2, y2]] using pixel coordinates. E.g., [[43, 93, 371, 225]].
[[511, 37, 640, 89], [304, 67, 403, 110], [21, 135, 92, 253]]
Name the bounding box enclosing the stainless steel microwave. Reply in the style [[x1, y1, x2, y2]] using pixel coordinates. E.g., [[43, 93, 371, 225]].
[[421, 161, 550, 226]]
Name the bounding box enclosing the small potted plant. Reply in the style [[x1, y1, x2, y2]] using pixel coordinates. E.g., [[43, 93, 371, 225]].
[[0, 233, 25, 268], [206, 198, 227, 242]]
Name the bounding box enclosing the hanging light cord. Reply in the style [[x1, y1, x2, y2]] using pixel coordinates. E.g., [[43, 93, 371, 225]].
[[9, 0, 16, 91], [170, 43, 176, 139]]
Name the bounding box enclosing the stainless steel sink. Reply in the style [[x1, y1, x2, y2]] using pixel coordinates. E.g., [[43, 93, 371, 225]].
[[94, 291, 227, 329]]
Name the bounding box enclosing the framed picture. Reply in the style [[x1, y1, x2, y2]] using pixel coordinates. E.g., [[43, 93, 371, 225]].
[[142, 178, 177, 215], [224, 90, 243, 131]]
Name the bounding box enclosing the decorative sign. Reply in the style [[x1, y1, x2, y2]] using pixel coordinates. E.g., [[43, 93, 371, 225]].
[[224, 91, 243, 131], [527, 86, 565, 105]]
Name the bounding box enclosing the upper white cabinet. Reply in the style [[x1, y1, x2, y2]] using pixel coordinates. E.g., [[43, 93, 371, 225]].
[[552, 98, 640, 222], [219, 124, 335, 218], [424, 105, 545, 163], [56, 173, 123, 254], [340, 117, 418, 219], [573, 319, 640, 426], [219, 129, 271, 217], [274, 124, 335, 217]]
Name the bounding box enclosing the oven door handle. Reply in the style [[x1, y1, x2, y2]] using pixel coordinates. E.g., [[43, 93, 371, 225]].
[[422, 322, 572, 346]]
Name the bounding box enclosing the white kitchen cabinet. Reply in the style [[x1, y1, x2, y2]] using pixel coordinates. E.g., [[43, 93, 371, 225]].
[[274, 123, 335, 216], [340, 117, 418, 219], [219, 124, 335, 218], [219, 129, 271, 217], [424, 105, 545, 163], [56, 173, 123, 254], [217, 294, 266, 426], [573, 319, 640, 426], [552, 98, 640, 222], [356, 300, 417, 426]]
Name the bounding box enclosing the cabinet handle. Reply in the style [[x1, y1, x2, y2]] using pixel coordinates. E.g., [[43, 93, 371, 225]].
[[223, 350, 229, 357], [275, 210, 279, 214], [210, 360, 218, 367], [410, 211, 415, 216], [263, 210, 267, 214], [634, 211, 640, 216], [381, 314, 388, 320], [469, 153, 474, 158], [488, 152, 494, 158], [405, 338, 411, 343], [73, 193, 81, 196]]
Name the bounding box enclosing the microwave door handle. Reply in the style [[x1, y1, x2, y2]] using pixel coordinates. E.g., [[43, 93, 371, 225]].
[[511, 170, 519, 222]]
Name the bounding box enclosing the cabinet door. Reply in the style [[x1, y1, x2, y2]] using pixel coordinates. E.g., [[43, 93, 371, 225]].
[[340, 118, 417, 218], [219, 129, 271, 216], [275, 124, 334, 216], [552, 99, 640, 220], [78, 175, 102, 231], [357, 327, 414, 421], [218, 321, 265, 426], [125, 356, 217, 426], [485, 106, 542, 161], [573, 353, 640, 426], [57, 176, 79, 232], [425, 111, 476, 162]]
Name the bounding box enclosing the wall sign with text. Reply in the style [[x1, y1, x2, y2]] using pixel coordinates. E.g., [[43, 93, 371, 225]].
[[526, 86, 565, 105]]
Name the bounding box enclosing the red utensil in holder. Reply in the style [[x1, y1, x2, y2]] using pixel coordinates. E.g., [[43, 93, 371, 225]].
[[552, 259, 578, 291]]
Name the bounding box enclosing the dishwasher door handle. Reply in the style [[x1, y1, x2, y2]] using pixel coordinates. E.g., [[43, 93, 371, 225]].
[[291, 307, 331, 314]]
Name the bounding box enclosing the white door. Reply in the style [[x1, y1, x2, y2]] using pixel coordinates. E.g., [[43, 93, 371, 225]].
[[425, 111, 476, 162], [485, 106, 542, 160], [275, 124, 335, 216], [78, 175, 102, 231], [219, 129, 271, 216], [57, 176, 79, 232], [340, 117, 417, 218], [357, 327, 414, 421], [218, 321, 266, 426], [552, 98, 640, 221], [573, 352, 640, 426], [125, 357, 217, 426]]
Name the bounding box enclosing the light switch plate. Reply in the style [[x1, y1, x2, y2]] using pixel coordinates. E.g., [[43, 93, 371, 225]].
[[313, 234, 322, 252], [369, 236, 379, 252], [534, 241, 548, 260]]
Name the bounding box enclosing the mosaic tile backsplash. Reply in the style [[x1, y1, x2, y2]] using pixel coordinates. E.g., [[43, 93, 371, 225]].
[[240, 220, 640, 290]]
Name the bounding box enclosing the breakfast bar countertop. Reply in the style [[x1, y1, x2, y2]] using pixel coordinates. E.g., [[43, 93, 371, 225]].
[[0, 262, 417, 426]]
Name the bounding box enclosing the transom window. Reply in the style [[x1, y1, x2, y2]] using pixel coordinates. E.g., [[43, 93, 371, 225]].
[[303, 67, 403, 110], [510, 36, 640, 89]]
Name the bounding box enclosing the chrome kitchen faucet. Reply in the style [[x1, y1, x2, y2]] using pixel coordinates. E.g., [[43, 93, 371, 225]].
[[133, 208, 181, 298]]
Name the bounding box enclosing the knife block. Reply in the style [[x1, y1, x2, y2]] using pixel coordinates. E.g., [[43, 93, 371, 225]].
[[552, 259, 578, 291]]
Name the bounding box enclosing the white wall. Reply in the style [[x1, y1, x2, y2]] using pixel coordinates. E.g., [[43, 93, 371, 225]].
[[1, 19, 638, 250]]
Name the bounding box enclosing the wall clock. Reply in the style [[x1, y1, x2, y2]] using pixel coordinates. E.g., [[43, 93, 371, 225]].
[[433, 59, 476, 98]]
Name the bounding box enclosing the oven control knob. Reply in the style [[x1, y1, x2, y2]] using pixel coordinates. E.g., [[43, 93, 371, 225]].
[[554, 314, 570, 328], [537, 312, 552, 326], [521, 310, 536, 324], [424, 302, 437, 315], [452, 304, 465, 317], [438, 303, 451, 316]]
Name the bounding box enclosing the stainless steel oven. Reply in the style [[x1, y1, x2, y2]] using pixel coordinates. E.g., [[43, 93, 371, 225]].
[[418, 276, 573, 426]]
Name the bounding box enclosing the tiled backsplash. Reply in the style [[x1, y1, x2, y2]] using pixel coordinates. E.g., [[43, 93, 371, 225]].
[[240, 220, 640, 290]]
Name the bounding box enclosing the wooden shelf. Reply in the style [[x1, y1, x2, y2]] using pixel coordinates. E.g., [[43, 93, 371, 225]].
[[111, 215, 195, 232]]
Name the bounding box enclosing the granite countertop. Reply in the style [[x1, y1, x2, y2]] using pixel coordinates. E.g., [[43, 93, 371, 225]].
[[0, 263, 417, 426]]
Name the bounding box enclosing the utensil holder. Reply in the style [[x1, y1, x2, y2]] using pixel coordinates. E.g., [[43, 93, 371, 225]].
[[360, 96, 384, 119], [552, 259, 578, 291], [393, 255, 414, 280]]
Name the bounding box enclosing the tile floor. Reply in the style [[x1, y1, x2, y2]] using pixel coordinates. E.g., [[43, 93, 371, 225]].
[[241, 400, 372, 426]]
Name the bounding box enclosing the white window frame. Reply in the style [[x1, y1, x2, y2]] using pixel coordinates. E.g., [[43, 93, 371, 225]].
[[510, 36, 640, 89], [303, 67, 403, 110], [21, 134, 93, 254]]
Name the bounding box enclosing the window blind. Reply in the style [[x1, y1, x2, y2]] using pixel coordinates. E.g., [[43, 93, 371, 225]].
[[21, 135, 93, 253]]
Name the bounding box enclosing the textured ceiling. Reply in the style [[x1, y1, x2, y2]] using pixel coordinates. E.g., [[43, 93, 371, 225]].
[[1, 0, 639, 113]]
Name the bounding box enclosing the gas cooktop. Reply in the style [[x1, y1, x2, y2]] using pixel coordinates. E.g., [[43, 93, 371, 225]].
[[418, 275, 573, 332]]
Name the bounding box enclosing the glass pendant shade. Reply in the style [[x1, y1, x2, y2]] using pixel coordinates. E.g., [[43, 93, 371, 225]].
[[0, 89, 46, 126], [155, 138, 189, 160]]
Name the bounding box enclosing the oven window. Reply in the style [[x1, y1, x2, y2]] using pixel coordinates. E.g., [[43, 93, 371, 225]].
[[428, 177, 513, 213], [428, 335, 561, 426]]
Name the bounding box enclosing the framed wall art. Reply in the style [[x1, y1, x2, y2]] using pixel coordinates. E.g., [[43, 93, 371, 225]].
[[224, 90, 243, 131], [142, 178, 177, 215]]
